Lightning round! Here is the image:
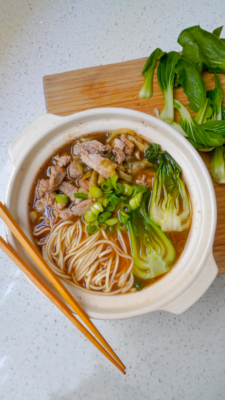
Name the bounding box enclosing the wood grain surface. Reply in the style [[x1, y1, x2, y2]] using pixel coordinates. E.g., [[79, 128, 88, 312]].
[[43, 58, 225, 274]]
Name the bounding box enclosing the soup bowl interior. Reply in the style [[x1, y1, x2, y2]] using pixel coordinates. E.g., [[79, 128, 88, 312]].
[[5, 108, 217, 319]]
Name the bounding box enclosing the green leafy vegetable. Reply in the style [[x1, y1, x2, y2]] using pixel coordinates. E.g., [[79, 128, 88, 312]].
[[213, 26, 223, 38], [157, 51, 181, 122], [222, 106, 225, 120], [202, 120, 225, 138], [207, 73, 223, 120], [145, 143, 191, 231], [178, 25, 225, 73], [175, 57, 206, 112], [128, 194, 175, 279], [139, 48, 165, 99], [211, 146, 225, 183], [174, 99, 224, 149], [132, 184, 148, 195], [105, 193, 126, 211]]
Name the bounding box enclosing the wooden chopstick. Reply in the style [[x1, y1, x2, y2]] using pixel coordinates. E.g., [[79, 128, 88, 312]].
[[0, 202, 125, 371], [0, 237, 125, 375]]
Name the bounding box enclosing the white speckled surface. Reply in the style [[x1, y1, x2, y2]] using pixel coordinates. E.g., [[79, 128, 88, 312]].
[[1, 1, 225, 399]]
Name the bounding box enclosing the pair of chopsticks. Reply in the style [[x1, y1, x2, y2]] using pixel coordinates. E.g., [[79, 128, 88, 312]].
[[0, 202, 126, 374]]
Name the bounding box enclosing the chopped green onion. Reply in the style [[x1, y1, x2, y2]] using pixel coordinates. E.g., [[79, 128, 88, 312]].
[[123, 183, 133, 196], [120, 204, 132, 214], [111, 174, 125, 194], [129, 193, 143, 210], [108, 225, 116, 234], [55, 193, 69, 204], [84, 209, 98, 223], [98, 211, 112, 223], [98, 223, 107, 230], [120, 215, 129, 224], [87, 223, 99, 235], [119, 210, 130, 224], [90, 186, 103, 199], [74, 192, 88, 200], [116, 221, 127, 231], [91, 202, 104, 216], [100, 178, 113, 192], [120, 211, 130, 219], [111, 174, 119, 190], [106, 203, 116, 212], [103, 198, 109, 207], [105, 217, 119, 226]]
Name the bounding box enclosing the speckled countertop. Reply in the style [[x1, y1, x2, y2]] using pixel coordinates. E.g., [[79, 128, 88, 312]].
[[1, 1, 225, 399]]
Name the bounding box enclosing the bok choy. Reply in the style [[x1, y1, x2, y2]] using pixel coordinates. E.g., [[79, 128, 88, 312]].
[[128, 192, 175, 280], [178, 25, 225, 73], [139, 48, 165, 99], [211, 146, 225, 183], [174, 100, 224, 149], [145, 143, 191, 232], [157, 51, 181, 123]]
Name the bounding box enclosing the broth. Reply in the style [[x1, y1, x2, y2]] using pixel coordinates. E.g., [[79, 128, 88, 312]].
[[29, 130, 191, 294]]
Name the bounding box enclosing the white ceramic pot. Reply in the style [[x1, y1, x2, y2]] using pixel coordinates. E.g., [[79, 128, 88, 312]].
[[5, 108, 218, 319]]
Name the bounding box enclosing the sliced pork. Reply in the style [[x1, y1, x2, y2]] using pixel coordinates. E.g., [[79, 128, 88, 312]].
[[58, 181, 78, 203], [69, 161, 83, 179], [37, 179, 57, 198], [113, 138, 126, 164], [49, 166, 66, 187], [80, 151, 117, 179], [54, 154, 72, 167], [78, 178, 89, 191], [53, 208, 73, 222], [73, 140, 111, 155], [71, 198, 94, 216]]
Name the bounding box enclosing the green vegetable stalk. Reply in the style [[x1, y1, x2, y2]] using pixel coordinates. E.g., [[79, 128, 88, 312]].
[[211, 146, 225, 183], [139, 48, 165, 99], [128, 193, 175, 280], [157, 51, 181, 123]]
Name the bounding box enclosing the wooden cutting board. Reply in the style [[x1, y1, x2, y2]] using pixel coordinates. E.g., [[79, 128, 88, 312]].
[[43, 58, 225, 274]]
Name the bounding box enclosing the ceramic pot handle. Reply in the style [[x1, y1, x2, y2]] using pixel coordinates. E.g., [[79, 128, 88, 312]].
[[162, 253, 218, 314], [8, 113, 63, 166]]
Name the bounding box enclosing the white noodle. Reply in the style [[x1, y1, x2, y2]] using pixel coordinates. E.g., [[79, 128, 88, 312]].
[[41, 219, 135, 295]]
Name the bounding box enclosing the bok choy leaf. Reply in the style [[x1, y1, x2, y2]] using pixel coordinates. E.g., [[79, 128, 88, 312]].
[[145, 143, 191, 231], [175, 57, 206, 113], [157, 51, 181, 123], [207, 73, 223, 120], [213, 26, 223, 38], [139, 48, 165, 99], [128, 194, 175, 279], [174, 100, 224, 149], [178, 25, 225, 73]]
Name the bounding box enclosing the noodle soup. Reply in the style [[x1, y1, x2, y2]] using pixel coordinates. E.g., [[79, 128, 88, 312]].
[[29, 129, 191, 294]]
